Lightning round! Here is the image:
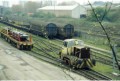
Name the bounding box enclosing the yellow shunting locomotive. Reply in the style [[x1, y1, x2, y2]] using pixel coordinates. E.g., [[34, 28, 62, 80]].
[[0, 27, 33, 50], [59, 39, 96, 69]]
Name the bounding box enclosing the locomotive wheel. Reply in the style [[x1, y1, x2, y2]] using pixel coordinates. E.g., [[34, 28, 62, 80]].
[[28, 46, 32, 51], [92, 59, 96, 66], [18, 45, 23, 50], [7, 38, 9, 42], [22, 45, 26, 50], [72, 63, 79, 70], [67, 59, 72, 67], [72, 65, 78, 70], [5, 37, 8, 41], [17, 44, 20, 50], [63, 58, 71, 66], [7, 39, 10, 43], [63, 58, 66, 63]]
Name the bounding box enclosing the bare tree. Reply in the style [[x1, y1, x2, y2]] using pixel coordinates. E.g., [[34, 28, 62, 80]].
[[88, 0, 120, 71]]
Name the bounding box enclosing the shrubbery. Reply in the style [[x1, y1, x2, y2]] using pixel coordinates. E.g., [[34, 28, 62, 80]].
[[32, 11, 55, 18], [106, 8, 120, 22], [87, 7, 120, 22], [87, 7, 105, 21]]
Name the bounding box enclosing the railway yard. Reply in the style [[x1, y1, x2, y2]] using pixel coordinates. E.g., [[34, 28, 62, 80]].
[[0, 0, 120, 80], [0, 22, 120, 80], [0, 34, 88, 80]]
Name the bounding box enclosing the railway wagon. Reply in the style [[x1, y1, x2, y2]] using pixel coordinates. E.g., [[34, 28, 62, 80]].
[[0, 16, 9, 22], [59, 39, 96, 69], [57, 23, 74, 39], [29, 20, 58, 38], [0, 16, 74, 39], [0, 16, 23, 29], [0, 27, 33, 50]]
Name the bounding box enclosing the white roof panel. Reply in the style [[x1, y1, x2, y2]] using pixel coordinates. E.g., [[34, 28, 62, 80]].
[[37, 4, 79, 11]]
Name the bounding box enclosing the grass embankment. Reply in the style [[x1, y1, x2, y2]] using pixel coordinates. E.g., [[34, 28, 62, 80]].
[[93, 62, 120, 80]]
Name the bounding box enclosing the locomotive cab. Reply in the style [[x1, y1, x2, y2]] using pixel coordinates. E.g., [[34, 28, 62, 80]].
[[19, 33, 29, 41], [63, 39, 84, 47], [60, 39, 96, 69]]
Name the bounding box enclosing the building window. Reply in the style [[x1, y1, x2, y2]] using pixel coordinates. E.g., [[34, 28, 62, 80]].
[[80, 14, 86, 18]]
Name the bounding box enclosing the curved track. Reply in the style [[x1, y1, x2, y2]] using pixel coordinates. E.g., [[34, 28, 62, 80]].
[[24, 49, 112, 80], [0, 21, 114, 80]]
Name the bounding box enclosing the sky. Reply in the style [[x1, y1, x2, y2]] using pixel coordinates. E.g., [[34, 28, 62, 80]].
[[0, 0, 120, 7]]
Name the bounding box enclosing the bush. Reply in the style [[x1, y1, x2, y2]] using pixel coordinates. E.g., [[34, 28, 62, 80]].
[[32, 11, 56, 18], [106, 8, 120, 22], [57, 15, 71, 18], [87, 7, 105, 21], [87, 7, 120, 22]]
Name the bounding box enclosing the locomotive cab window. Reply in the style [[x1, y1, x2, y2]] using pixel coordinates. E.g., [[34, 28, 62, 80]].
[[20, 34, 29, 41], [63, 41, 68, 47], [63, 40, 75, 47]]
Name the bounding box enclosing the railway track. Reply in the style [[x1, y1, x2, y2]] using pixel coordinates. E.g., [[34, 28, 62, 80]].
[[77, 69, 111, 80], [23, 36, 112, 80], [91, 49, 120, 67], [13, 23, 120, 66], [0, 21, 119, 67], [0, 21, 113, 80], [33, 36, 60, 54], [24, 49, 111, 80], [51, 39, 120, 67]]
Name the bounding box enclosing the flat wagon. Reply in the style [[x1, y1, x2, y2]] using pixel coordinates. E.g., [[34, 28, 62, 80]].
[[0, 27, 33, 50]]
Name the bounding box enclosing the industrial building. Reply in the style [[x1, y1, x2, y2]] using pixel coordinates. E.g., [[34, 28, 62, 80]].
[[37, 4, 87, 18], [2, 1, 9, 7]]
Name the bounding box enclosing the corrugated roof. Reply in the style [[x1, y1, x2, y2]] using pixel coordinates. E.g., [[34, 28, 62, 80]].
[[37, 4, 79, 11]]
